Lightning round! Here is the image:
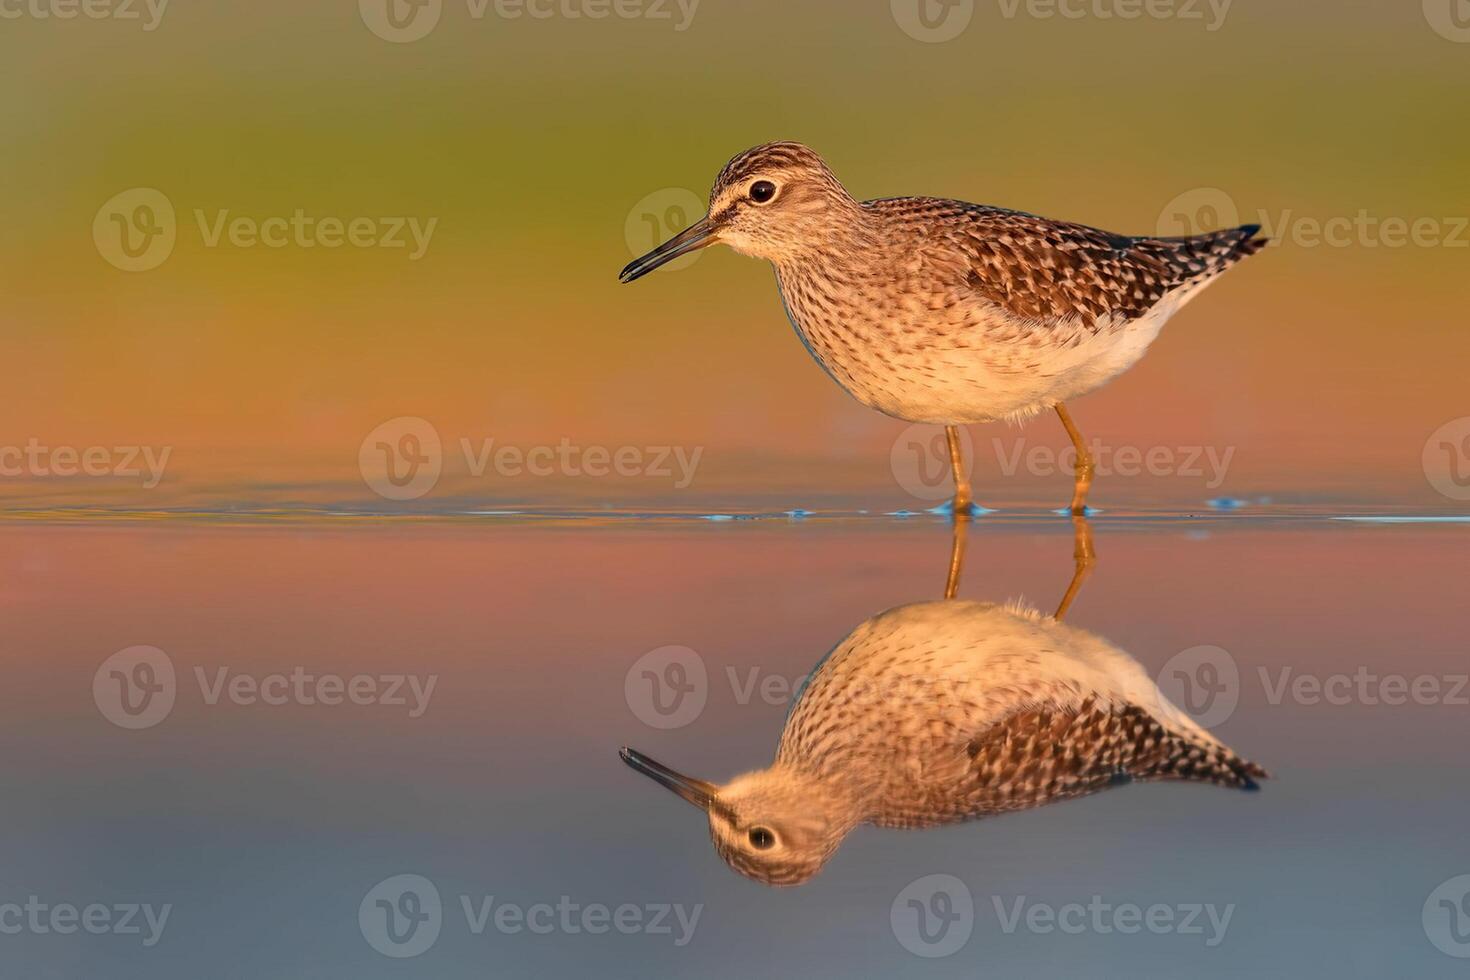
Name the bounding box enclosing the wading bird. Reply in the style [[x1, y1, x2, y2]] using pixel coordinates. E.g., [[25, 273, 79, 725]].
[[621, 142, 1266, 514]]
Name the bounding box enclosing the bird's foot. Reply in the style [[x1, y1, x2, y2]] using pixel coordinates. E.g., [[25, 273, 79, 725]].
[[931, 498, 991, 520]]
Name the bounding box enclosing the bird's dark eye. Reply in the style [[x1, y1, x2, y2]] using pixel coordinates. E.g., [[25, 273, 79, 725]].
[[748, 827, 775, 849], [749, 181, 777, 204]]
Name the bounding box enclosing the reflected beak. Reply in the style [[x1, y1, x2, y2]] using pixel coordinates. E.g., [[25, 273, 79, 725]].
[[620, 747, 719, 811], [619, 216, 720, 284]]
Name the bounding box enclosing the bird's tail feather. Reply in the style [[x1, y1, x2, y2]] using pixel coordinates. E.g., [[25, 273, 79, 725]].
[[1134, 223, 1269, 296]]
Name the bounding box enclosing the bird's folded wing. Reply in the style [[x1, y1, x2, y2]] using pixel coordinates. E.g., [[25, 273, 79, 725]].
[[960, 693, 1268, 815], [891, 202, 1264, 331]]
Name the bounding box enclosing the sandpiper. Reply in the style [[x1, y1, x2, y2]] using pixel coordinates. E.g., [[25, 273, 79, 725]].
[[620, 142, 1267, 514], [621, 592, 1268, 886]]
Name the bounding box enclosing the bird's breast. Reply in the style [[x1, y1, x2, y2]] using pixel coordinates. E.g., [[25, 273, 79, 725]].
[[772, 263, 1175, 425]]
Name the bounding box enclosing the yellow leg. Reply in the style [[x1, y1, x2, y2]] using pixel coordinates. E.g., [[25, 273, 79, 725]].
[[1055, 403, 1095, 517], [945, 425, 973, 519], [944, 518, 969, 600], [1053, 516, 1096, 621]]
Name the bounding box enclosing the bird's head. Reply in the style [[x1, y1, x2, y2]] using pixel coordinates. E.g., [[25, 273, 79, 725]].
[[619, 142, 861, 281], [619, 747, 855, 887]]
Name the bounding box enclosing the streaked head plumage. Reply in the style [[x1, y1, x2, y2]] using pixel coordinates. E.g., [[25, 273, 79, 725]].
[[618, 141, 860, 282], [704, 142, 859, 263], [620, 748, 856, 887]]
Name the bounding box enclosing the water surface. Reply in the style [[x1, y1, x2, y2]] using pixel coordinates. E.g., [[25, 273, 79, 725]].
[[1, 513, 1465, 977]]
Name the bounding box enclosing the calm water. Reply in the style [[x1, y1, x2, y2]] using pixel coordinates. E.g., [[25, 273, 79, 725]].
[[1, 514, 1466, 978]]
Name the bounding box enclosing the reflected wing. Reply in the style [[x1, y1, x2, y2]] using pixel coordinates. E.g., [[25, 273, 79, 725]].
[[961, 694, 1268, 816]]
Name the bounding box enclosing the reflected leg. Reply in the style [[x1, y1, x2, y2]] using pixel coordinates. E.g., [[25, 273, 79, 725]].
[[944, 517, 969, 600], [1053, 516, 1096, 621]]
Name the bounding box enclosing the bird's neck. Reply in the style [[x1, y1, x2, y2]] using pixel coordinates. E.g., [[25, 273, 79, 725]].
[[770, 759, 874, 828], [772, 205, 882, 281]]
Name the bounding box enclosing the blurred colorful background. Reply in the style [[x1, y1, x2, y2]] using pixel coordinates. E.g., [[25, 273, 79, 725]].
[[1, 0, 1467, 512], [3, 7, 1470, 978]]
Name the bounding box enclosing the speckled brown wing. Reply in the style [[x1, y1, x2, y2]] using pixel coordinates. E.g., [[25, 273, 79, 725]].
[[871, 199, 1267, 330], [961, 694, 1269, 816]]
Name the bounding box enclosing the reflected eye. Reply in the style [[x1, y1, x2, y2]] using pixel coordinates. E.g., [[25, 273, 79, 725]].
[[749, 181, 777, 204], [748, 827, 776, 849]]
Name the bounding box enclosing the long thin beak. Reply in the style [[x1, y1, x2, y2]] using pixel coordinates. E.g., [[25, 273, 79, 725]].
[[619, 747, 719, 811], [619, 216, 719, 284]]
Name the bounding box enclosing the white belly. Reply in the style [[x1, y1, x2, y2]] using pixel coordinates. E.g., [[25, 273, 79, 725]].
[[788, 300, 1178, 426]]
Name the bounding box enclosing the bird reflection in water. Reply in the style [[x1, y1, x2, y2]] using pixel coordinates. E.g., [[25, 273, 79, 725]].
[[621, 520, 1268, 887]]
